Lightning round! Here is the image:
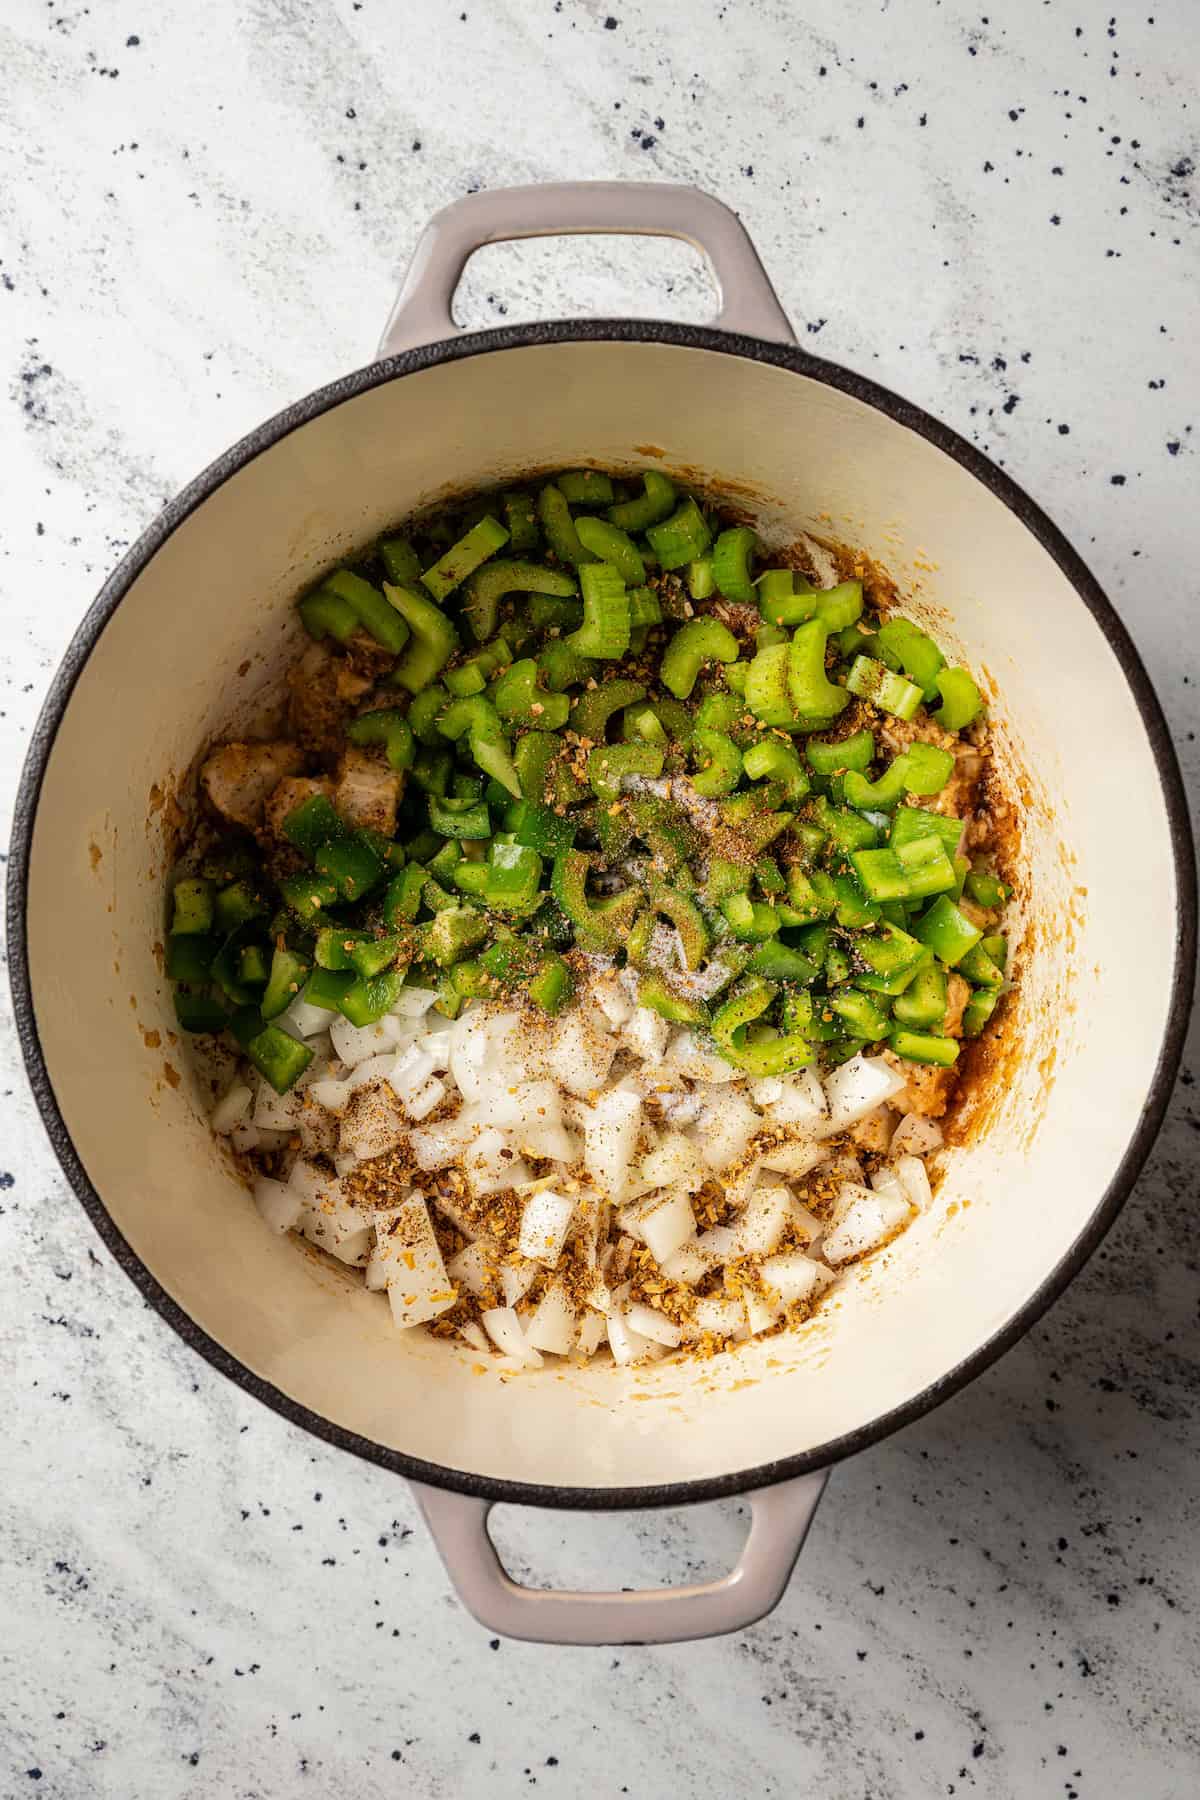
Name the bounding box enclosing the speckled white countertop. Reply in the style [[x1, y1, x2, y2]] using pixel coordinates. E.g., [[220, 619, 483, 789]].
[[2, 1, 1197, 1795]]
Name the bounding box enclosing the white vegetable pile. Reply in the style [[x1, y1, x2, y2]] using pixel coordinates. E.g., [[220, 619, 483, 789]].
[[213, 974, 943, 1372]]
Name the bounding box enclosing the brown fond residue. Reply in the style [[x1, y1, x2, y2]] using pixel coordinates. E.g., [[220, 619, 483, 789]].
[[161, 1061, 181, 1090], [141, 1028, 161, 1051], [88, 841, 102, 870]]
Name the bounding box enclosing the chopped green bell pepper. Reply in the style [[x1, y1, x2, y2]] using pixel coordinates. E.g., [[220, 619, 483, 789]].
[[910, 895, 983, 966]]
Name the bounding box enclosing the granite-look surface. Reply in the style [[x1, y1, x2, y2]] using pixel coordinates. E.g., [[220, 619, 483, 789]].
[[1, 1, 1197, 1794]]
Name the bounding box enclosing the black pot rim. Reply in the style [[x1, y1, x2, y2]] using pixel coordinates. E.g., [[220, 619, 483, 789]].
[[8, 319, 1196, 1512]]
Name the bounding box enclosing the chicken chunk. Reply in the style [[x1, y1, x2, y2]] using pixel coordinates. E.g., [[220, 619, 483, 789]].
[[880, 1049, 957, 1119], [943, 972, 971, 1038], [335, 747, 403, 835], [200, 740, 305, 831], [878, 713, 960, 758], [929, 745, 984, 820], [849, 1104, 897, 1154], [263, 775, 335, 843], [286, 643, 374, 757]]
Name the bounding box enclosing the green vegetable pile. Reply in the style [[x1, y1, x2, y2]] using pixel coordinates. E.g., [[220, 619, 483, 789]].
[[168, 468, 1010, 1095]]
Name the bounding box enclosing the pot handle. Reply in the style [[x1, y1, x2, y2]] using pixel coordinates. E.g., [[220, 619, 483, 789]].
[[409, 1469, 827, 1646], [377, 182, 795, 357]]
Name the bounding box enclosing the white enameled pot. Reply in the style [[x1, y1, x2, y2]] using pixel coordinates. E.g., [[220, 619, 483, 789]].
[[10, 184, 1195, 1646]]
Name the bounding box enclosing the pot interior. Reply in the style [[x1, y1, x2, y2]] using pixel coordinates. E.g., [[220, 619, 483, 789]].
[[21, 337, 1182, 1493]]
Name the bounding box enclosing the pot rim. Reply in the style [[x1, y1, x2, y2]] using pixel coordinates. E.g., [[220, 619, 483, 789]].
[[8, 319, 1196, 1511]]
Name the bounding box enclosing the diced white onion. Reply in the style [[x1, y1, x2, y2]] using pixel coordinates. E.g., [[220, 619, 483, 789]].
[[610, 1235, 635, 1280], [661, 1241, 710, 1284], [758, 1137, 826, 1179], [233, 977, 923, 1369], [691, 1223, 739, 1265], [869, 1164, 909, 1208], [685, 1296, 747, 1339], [763, 1069, 828, 1128], [661, 1090, 704, 1127], [406, 1078, 446, 1121], [666, 1030, 738, 1082], [733, 1185, 795, 1258], [212, 1083, 253, 1134], [760, 1252, 829, 1306], [410, 1115, 481, 1170], [517, 1188, 576, 1267], [252, 1080, 304, 1132], [606, 1309, 652, 1366], [500, 1258, 539, 1308], [890, 1113, 944, 1158], [329, 1225, 374, 1267], [525, 1281, 577, 1355], [330, 1013, 405, 1067], [521, 1122, 578, 1162], [827, 1151, 866, 1189], [448, 1009, 491, 1103], [576, 1309, 607, 1356], [253, 1176, 302, 1234], [695, 1092, 759, 1170], [553, 1008, 618, 1098], [581, 1088, 642, 1202], [421, 1010, 456, 1037], [337, 1086, 407, 1163], [281, 997, 334, 1040], [463, 1127, 529, 1198], [624, 1301, 682, 1348], [822, 1054, 908, 1133], [829, 1179, 878, 1226], [486, 1079, 562, 1137], [895, 1154, 934, 1211], [790, 1202, 824, 1249], [310, 1076, 354, 1114], [822, 1187, 912, 1266], [622, 1006, 670, 1063], [850, 1104, 896, 1155], [408, 1032, 450, 1075], [744, 1289, 782, 1335], [311, 1052, 398, 1115], [387, 1041, 437, 1102], [390, 985, 439, 1019], [619, 1188, 697, 1265], [289, 1161, 371, 1264], [481, 1306, 543, 1366], [231, 1123, 290, 1154], [639, 1132, 705, 1193], [446, 1239, 499, 1299], [591, 971, 635, 1028], [347, 1052, 401, 1092], [376, 1194, 457, 1328]]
